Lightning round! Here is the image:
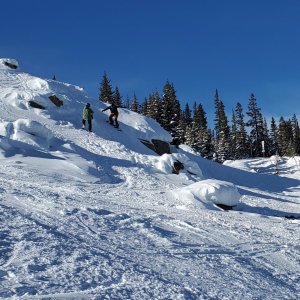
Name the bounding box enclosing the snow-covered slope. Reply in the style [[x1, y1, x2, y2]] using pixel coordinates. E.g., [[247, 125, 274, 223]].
[[0, 59, 299, 299]]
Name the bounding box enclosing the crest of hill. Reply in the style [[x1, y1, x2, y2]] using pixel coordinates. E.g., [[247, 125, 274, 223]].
[[0, 58, 242, 208], [0, 58, 172, 143]]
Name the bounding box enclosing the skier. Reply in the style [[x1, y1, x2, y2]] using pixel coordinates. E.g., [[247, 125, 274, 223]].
[[102, 102, 122, 128], [82, 103, 94, 132]]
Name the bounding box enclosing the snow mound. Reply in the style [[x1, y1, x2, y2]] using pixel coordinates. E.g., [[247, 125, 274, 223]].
[[0, 119, 53, 150], [0, 58, 19, 69], [174, 179, 240, 208], [119, 109, 172, 142], [26, 77, 49, 90], [156, 153, 203, 177]]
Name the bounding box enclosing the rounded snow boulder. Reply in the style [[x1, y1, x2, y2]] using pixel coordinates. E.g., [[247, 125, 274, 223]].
[[174, 179, 240, 209], [190, 179, 240, 207]]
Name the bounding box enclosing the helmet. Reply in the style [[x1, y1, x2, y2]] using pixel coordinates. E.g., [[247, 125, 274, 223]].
[[86, 103, 90, 107]]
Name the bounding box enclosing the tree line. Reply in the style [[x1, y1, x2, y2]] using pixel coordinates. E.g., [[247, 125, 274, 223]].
[[99, 72, 300, 162]]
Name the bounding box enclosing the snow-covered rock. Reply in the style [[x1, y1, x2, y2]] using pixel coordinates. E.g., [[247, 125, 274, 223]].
[[0, 58, 19, 69], [174, 179, 240, 208], [156, 153, 203, 177]]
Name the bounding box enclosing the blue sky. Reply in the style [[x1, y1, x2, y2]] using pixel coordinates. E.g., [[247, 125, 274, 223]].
[[1, 0, 300, 123]]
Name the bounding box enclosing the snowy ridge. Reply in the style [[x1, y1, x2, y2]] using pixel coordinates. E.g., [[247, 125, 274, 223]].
[[0, 59, 299, 299]]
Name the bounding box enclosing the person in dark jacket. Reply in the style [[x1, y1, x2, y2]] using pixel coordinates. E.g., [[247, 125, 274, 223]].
[[102, 103, 122, 128], [82, 103, 94, 132]]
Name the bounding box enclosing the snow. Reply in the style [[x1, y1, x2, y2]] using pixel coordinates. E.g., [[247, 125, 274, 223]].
[[174, 179, 240, 209], [0, 58, 19, 69], [0, 59, 299, 299]]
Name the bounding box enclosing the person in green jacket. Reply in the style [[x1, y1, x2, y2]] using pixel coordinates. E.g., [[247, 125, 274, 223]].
[[82, 103, 94, 132]]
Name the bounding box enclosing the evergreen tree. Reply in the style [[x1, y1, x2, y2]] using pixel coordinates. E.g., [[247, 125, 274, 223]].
[[159, 81, 181, 146], [146, 90, 161, 122], [232, 102, 248, 159], [183, 103, 192, 127], [160, 81, 180, 132], [262, 118, 271, 156], [194, 103, 212, 158], [185, 124, 197, 149], [140, 98, 148, 115], [172, 110, 186, 146], [99, 72, 114, 103], [124, 96, 131, 109], [291, 114, 300, 154], [278, 117, 290, 156], [231, 109, 238, 159], [183, 101, 198, 150], [246, 94, 264, 157], [214, 89, 221, 140], [213, 90, 231, 162], [113, 86, 122, 106], [170, 97, 181, 144], [131, 94, 139, 113], [270, 117, 279, 155]]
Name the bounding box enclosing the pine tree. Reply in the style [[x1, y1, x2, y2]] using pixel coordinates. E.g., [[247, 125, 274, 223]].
[[262, 118, 271, 156], [270, 117, 279, 155], [232, 102, 249, 159], [185, 102, 199, 150], [246, 94, 264, 157], [194, 103, 212, 158], [160, 81, 180, 132], [291, 114, 300, 154], [124, 96, 131, 109], [131, 94, 139, 113], [172, 110, 186, 146], [278, 117, 289, 156], [213, 90, 231, 162], [214, 89, 221, 140], [231, 109, 238, 159], [113, 86, 122, 106], [99, 72, 114, 103], [146, 90, 161, 122], [183, 103, 192, 127], [140, 98, 148, 115], [159, 81, 181, 146], [185, 124, 196, 149]]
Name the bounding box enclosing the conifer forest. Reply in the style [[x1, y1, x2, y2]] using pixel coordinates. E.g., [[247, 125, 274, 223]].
[[99, 73, 300, 162]]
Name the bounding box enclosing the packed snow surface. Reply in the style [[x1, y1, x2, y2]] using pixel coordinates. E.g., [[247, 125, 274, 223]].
[[0, 59, 299, 299]]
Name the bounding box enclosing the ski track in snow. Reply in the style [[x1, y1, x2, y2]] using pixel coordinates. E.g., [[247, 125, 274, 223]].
[[0, 66, 300, 299]]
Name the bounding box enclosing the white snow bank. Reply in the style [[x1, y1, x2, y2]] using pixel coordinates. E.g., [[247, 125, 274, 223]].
[[286, 156, 300, 167], [26, 77, 49, 90], [156, 153, 203, 177], [224, 159, 259, 173], [0, 136, 13, 158], [0, 58, 19, 69], [174, 179, 240, 208], [118, 109, 172, 142], [0, 119, 53, 150]]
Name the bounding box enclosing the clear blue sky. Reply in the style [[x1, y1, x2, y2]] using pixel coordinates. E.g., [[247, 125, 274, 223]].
[[1, 0, 300, 123]]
